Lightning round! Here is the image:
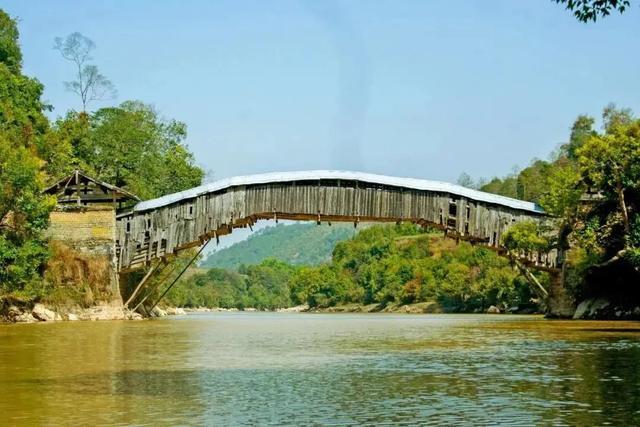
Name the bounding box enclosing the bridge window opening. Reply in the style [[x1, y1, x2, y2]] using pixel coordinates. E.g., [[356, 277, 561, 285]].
[[126, 222, 130, 233], [466, 206, 471, 220], [449, 202, 457, 217], [147, 218, 151, 229], [493, 232, 498, 246], [465, 223, 470, 235], [189, 206, 193, 215]]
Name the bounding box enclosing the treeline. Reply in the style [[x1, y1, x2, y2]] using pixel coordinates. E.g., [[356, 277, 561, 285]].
[[472, 106, 640, 301], [0, 11, 203, 300], [166, 223, 537, 312]]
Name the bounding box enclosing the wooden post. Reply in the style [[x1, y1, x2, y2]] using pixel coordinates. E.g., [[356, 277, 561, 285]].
[[147, 240, 211, 313], [124, 262, 161, 308], [75, 170, 81, 206]]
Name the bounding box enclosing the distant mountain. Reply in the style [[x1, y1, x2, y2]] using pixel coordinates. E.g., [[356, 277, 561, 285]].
[[201, 222, 358, 270]]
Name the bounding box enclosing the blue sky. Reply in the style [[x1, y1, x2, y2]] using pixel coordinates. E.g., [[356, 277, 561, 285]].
[[4, 0, 640, 184]]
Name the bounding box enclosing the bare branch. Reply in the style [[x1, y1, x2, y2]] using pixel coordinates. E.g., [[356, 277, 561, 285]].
[[53, 32, 116, 111]]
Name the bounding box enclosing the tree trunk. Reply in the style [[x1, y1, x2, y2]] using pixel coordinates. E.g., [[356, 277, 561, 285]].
[[616, 176, 630, 236]]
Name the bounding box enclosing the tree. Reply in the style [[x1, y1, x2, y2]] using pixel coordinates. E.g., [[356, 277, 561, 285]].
[[562, 115, 596, 160], [54, 32, 116, 111], [456, 172, 475, 189], [0, 10, 55, 296], [0, 10, 21, 74], [554, 0, 632, 22], [51, 101, 204, 199], [577, 108, 640, 240]]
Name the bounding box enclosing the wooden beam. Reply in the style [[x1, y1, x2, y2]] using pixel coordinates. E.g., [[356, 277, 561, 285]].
[[124, 262, 161, 308]]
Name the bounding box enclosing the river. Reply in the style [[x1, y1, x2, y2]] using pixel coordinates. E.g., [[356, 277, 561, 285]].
[[1, 313, 640, 426]]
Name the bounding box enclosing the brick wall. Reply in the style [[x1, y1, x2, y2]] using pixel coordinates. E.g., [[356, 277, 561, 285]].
[[46, 207, 122, 304]]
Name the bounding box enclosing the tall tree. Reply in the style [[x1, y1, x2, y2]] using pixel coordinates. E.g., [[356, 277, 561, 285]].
[[456, 172, 475, 189], [0, 10, 55, 296], [54, 32, 116, 111]]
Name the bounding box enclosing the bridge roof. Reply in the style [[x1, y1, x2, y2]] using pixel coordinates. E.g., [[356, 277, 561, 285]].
[[133, 170, 545, 214]]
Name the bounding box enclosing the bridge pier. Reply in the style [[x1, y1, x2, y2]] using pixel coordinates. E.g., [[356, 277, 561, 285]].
[[545, 267, 575, 318]]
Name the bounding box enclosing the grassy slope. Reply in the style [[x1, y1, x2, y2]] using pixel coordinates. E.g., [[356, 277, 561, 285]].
[[201, 222, 357, 270]]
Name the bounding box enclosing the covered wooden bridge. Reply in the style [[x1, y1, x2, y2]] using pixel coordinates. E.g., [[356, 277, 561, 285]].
[[115, 171, 557, 273]]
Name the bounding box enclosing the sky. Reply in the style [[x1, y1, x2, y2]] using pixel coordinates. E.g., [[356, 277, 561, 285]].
[[4, 0, 640, 185]]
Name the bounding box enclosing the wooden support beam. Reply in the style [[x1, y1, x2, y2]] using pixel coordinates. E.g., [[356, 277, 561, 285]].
[[124, 262, 161, 308], [513, 257, 549, 297]]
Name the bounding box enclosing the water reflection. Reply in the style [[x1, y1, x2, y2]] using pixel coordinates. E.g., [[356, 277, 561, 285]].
[[1, 314, 640, 425]]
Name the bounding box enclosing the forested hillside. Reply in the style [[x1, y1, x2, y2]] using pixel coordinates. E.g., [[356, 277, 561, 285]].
[[167, 223, 538, 312], [201, 222, 357, 269]]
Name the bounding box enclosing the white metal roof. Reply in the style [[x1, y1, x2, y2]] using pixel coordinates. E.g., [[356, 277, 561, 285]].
[[133, 170, 545, 214]]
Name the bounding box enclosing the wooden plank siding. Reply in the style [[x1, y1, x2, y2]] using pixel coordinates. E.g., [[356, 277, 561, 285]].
[[116, 180, 557, 272]]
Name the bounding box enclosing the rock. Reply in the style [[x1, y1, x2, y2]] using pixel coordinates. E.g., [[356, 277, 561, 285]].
[[591, 298, 610, 315], [126, 311, 143, 320], [67, 313, 79, 321], [7, 305, 38, 323], [165, 307, 187, 316], [573, 298, 611, 319], [32, 304, 58, 322], [487, 305, 501, 314], [8, 305, 37, 323], [634, 307, 640, 316], [573, 299, 591, 319], [277, 304, 309, 313], [243, 307, 258, 312], [150, 306, 167, 317], [82, 305, 126, 321], [615, 310, 623, 318]]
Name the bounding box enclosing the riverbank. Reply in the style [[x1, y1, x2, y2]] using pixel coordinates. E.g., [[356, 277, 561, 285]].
[[181, 302, 539, 315], [0, 297, 144, 323], [5, 297, 640, 323]]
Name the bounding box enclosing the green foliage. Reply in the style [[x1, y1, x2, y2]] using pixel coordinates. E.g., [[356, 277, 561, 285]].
[[573, 108, 640, 270], [577, 114, 640, 205], [164, 259, 292, 310], [480, 160, 554, 203], [554, 0, 631, 22], [49, 101, 204, 199], [483, 105, 640, 290], [305, 224, 534, 311], [0, 11, 204, 303], [501, 221, 550, 254], [0, 58, 49, 146], [562, 115, 596, 160], [177, 224, 537, 312], [0, 10, 22, 74], [539, 161, 583, 218], [202, 222, 356, 269], [0, 11, 55, 296]]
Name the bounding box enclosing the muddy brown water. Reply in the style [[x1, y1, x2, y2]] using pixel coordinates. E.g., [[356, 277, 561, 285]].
[[2, 313, 640, 425]]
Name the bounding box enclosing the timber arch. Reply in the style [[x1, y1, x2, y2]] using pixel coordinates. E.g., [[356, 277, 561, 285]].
[[115, 171, 558, 272]]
